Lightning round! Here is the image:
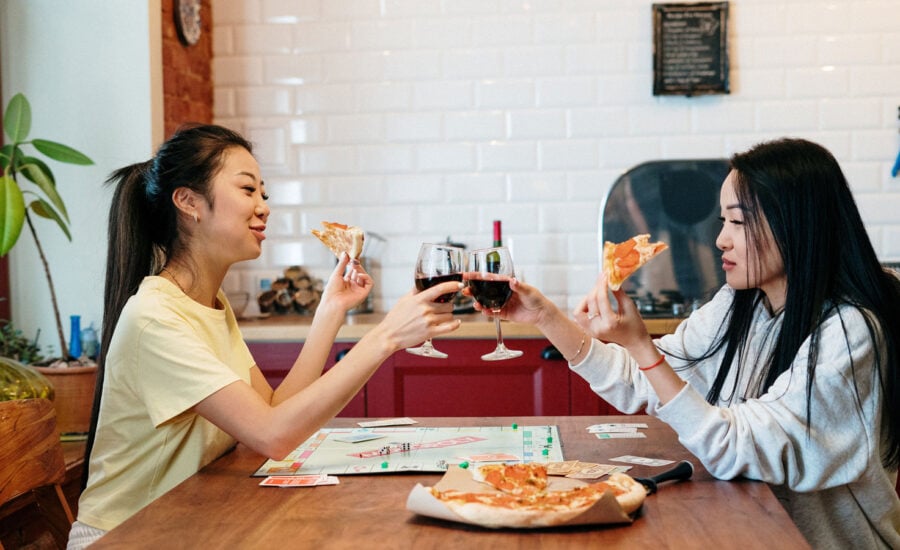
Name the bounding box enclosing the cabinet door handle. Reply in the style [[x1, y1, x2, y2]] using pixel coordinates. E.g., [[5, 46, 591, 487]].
[[541, 345, 564, 361]]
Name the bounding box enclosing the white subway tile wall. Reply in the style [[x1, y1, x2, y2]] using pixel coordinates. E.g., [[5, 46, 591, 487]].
[[213, 0, 900, 313]]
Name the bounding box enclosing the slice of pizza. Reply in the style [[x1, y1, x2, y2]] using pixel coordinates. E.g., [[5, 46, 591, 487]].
[[312, 221, 365, 259], [603, 234, 668, 291]]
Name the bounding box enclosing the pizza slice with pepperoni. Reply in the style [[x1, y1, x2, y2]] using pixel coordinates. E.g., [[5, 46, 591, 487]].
[[603, 234, 668, 291]]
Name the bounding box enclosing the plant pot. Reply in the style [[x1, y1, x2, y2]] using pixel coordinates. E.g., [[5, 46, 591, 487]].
[[0, 357, 54, 400], [33, 365, 97, 435]]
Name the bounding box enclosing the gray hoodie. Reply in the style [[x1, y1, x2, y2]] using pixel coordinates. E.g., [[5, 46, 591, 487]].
[[571, 285, 900, 549]]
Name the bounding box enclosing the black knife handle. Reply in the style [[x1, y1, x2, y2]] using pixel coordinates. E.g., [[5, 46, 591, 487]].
[[651, 460, 694, 485]]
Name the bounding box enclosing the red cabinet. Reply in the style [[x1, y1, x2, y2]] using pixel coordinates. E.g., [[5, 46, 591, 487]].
[[246, 341, 364, 417], [247, 338, 620, 417], [367, 340, 570, 417]]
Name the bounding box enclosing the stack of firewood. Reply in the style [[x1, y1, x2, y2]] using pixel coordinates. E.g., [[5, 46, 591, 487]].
[[257, 266, 324, 315]]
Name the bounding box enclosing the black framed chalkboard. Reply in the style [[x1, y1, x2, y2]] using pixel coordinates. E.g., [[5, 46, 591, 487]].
[[653, 2, 729, 97]]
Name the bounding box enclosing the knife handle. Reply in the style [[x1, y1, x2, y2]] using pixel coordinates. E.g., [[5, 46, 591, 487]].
[[651, 460, 694, 484]]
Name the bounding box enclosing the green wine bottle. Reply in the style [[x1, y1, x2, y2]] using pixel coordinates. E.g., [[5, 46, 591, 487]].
[[487, 220, 502, 273]]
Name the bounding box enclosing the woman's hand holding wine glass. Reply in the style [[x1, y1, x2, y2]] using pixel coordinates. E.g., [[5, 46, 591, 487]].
[[466, 246, 523, 361], [405, 243, 464, 358]]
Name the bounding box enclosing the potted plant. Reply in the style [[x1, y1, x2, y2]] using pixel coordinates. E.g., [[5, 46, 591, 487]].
[[1, 92, 95, 433]]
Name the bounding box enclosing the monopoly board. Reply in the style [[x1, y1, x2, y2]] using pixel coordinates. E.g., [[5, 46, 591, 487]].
[[252, 425, 564, 476]]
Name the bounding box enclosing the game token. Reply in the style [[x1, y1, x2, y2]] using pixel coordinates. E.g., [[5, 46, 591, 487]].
[[511, 423, 518, 430], [381, 461, 389, 469], [459, 461, 469, 469], [542, 448, 549, 456]]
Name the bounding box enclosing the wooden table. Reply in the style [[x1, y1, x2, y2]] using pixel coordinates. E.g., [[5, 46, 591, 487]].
[[92, 416, 810, 549]]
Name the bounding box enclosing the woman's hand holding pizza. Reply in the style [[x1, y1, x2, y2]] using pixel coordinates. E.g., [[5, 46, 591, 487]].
[[575, 274, 653, 353], [318, 252, 374, 315]]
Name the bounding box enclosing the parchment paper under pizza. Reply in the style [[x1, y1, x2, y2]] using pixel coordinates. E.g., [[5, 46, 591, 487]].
[[603, 234, 668, 291]]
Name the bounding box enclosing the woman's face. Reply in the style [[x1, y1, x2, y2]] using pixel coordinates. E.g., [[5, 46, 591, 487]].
[[716, 170, 787, 311], [196, 147, 269, 266]]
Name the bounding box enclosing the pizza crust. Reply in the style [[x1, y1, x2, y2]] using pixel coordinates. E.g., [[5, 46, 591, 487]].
[[441, 497, 589, 528], [605, 473, 646, 515]]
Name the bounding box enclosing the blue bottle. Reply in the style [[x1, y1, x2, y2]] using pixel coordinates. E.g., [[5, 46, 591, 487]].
[[69, 315, 82, 359]]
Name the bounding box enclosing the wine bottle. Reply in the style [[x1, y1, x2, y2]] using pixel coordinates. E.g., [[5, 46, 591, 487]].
[[488, 220, 502, 273]]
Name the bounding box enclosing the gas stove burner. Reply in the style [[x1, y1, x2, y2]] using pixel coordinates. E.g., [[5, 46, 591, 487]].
[[627, 289, 702, 318]]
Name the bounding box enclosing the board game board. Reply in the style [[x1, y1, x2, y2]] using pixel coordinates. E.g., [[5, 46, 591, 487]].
[[253, 425, 564, 476]]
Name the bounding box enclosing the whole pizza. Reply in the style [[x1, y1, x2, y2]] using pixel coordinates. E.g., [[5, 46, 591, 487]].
[[412, 463, 646, 529]]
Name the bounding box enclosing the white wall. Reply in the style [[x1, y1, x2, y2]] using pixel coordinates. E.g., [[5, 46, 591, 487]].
[[213, 0, 900, 314], [0, 1, 162, 358]]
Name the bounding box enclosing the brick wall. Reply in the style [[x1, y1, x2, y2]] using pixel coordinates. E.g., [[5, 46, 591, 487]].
[[162, 0, 213, 138], [211, 0, 900, 313]]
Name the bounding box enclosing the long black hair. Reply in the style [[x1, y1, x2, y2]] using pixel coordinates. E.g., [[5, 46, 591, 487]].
[[690, 138, 900, 468], [82, 124, 253, 485]]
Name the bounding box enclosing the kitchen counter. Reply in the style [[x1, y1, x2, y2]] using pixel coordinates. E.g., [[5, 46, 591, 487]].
[[238, 313, 683, 342]]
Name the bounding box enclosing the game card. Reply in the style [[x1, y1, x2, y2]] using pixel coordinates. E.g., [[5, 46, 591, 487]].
[[259, 474, 339, 487], [465, 453, 521, 462], [546, 460, 581, 475], [586, 423, 648, 432], [565, 463, 618, 479], [333, 433, 387, 443], [594, 432, 646, 439], [357, 417, 418, 428], [610, 455, 675, 467]]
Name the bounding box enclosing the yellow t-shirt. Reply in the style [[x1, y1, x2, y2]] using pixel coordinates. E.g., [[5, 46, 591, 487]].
[[77, 277, 255, 531]]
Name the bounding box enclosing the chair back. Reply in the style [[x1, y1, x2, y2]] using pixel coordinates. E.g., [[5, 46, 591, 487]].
[[0, 398, 69, 508]]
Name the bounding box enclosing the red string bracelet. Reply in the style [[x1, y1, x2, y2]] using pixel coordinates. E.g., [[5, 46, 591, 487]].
[[638, 355, 666, 371]]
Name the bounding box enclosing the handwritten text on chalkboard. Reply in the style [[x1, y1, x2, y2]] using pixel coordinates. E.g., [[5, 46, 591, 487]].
[[653, 2, 730, 96]]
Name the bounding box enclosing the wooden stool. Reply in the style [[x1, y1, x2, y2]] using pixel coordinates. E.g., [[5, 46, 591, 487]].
[[0, 399, 75, 549]]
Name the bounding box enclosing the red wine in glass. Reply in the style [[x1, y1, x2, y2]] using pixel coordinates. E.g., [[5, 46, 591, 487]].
[[406, 243, 464, 359], [466, 247, 523, 361], [467, 279, 512, 310], [415, 273, 463, 303]]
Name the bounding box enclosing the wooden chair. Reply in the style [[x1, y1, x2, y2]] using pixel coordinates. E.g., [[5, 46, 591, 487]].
[[0, 398, 74, 549]]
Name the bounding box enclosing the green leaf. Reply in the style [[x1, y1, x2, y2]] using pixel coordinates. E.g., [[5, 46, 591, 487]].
[[20, 158, 68, 222], [32, 139, 93, 165], [0, 144, 14, 172], [29, 199, 71, 241], [3, 93, 31, 143], [19, 156, 55, 185], [0, 175, 26, 256]]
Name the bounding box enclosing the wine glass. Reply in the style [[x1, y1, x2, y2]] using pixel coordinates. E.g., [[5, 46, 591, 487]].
[[466, 246, 523, 361], [405, 243, 465, 359]]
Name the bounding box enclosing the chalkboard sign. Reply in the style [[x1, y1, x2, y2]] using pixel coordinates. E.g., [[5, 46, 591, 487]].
[[653, 2, 729, 97]]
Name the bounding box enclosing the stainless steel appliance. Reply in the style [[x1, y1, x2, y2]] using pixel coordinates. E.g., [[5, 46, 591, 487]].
[[599, 159, 731, 317]]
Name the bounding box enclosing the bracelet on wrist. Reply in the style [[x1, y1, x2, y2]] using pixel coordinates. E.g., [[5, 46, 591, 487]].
[[565, 332, 588, 363], [638, 354, 666, 371]]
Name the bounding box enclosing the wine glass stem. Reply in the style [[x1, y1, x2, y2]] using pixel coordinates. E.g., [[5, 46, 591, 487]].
[[492, 310, 505, 348]]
